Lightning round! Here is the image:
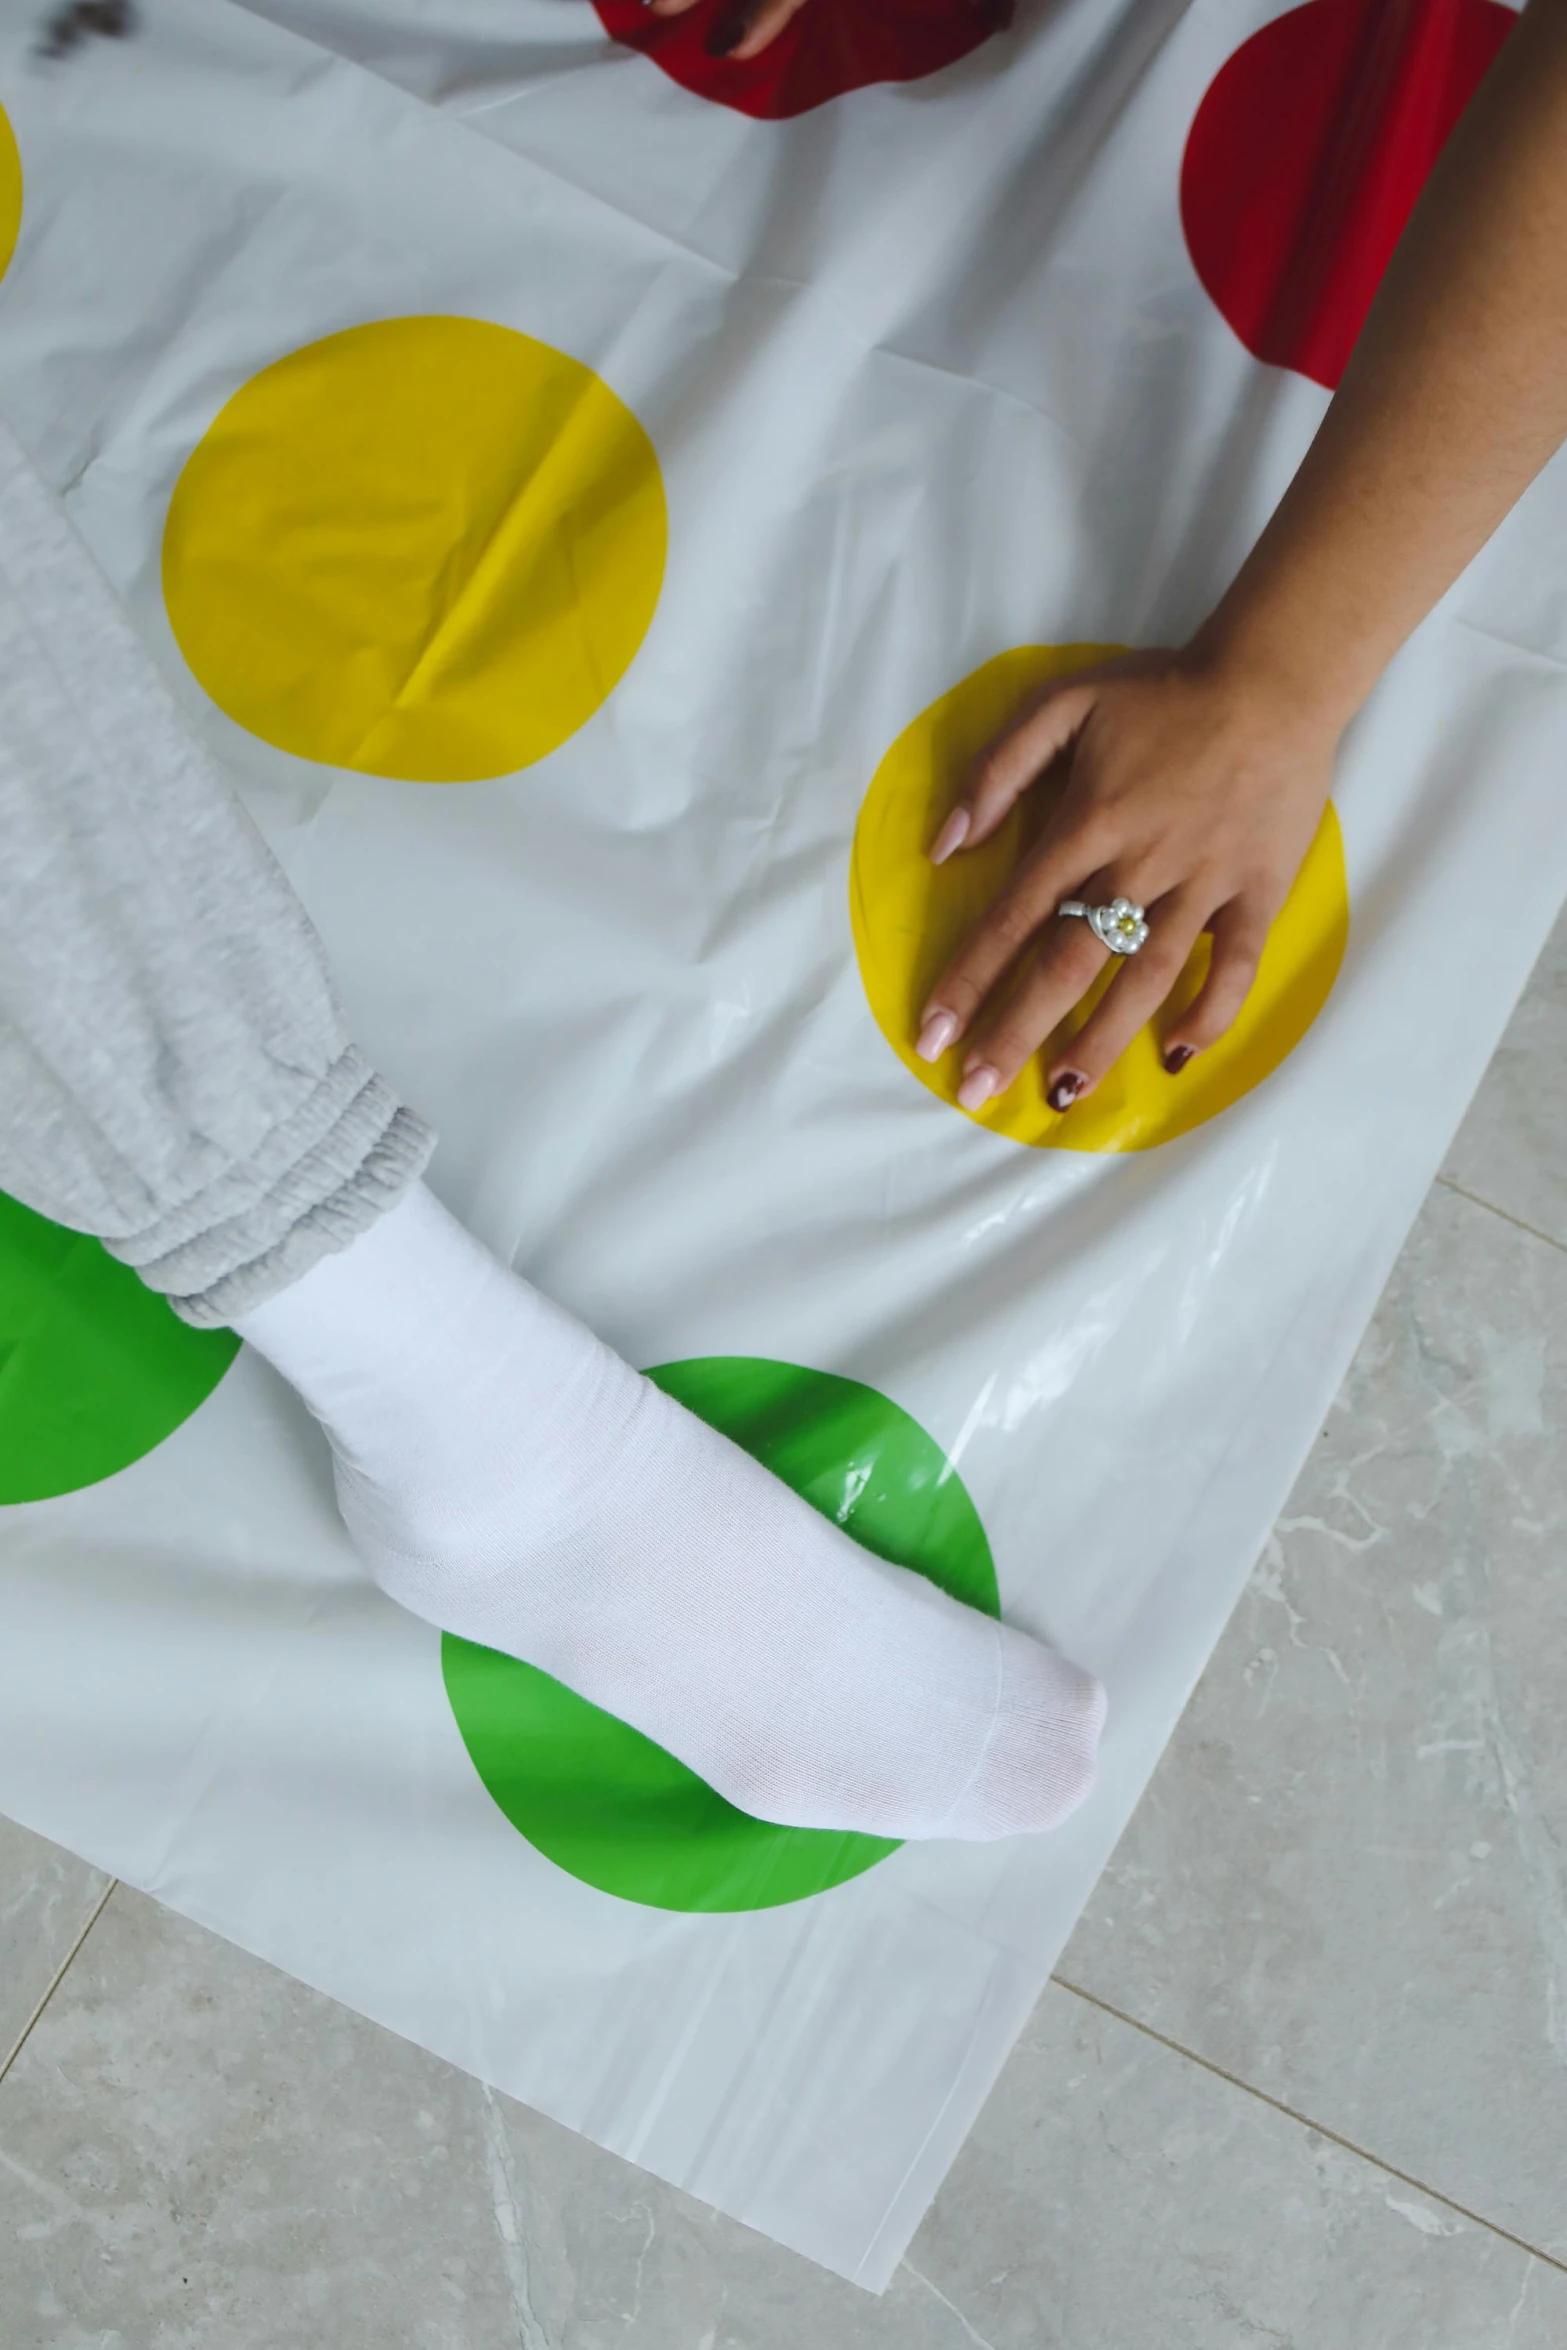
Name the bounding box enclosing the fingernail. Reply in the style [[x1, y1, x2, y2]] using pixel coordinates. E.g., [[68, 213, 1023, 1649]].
[[705, 10, 743, 53], [957, 1064, 1000, 1112], [916, 1010, 959, 1063], [1164, 1044, 1197, 1074], [930, 808, 971, 866], [1047, 1070, 1085, 1112]]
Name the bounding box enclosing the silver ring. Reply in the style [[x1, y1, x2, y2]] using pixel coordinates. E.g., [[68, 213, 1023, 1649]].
[[1057, 896, 1150, 956]]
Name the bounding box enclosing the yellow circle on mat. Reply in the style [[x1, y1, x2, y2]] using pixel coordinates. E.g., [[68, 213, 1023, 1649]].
[[163, 316, 666, 783], [851, 644, 1349, 1152], [0, 107, 22, 283]]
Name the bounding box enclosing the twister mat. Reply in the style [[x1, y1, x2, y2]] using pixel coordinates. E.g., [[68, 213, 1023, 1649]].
[[0, 0, 1560, 2286]]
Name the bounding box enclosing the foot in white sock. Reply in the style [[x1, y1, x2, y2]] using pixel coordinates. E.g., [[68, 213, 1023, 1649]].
[[235, 1184, 1105, 1841]]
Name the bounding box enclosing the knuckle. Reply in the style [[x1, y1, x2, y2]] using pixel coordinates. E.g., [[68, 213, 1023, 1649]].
[[1070, 1031, 1116, 1080], [1141, 937, 1195, 990], [930, 965, 986, 1023], [972, 746, 1013, 800], [1214, 944, 1265, 1000], [1074, 1002, 1139, 1066], [1045, 945, 1107, 1010], [1189, 1005, 1241, 1049], [1227, 895, 1276, 949], [988, 891, 1045, 955], [991, 975, 1072, 1065], [1077, 955, 1173, 1047], [985, 1016, 1046, 1076], [1190, 968, 1259, 1039], [977, 728, 1037, 793], [1062, 822, 1117, 883]]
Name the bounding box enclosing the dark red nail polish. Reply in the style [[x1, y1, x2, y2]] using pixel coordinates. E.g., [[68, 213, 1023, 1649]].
[[1164, 1045, 1196, 1074], [1047, 1071, 1085, 1112], [705, 10, 744, 54]]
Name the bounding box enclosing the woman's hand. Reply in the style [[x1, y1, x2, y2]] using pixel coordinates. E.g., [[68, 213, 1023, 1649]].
[[644, 0, 810, 60], [644, 0, 1011, 63], [914, 0, 1567, 1122], [914, 650, 1342, 1112]]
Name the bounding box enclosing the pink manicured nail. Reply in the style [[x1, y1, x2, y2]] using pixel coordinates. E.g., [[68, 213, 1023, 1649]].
[[916, 1010, 959, 1062], [930, 808, 971, 866], [957, 1064, 1000, 1111]]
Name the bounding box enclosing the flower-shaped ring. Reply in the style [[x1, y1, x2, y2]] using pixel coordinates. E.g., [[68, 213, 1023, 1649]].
[[1057, 895, 1150, 956]]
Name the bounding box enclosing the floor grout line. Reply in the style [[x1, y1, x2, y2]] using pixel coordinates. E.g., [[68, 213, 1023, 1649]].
[[1434, 1173, 1567, 1261], [1051, 1974, 1567, 2279], [0, 1879, 118, 2093]]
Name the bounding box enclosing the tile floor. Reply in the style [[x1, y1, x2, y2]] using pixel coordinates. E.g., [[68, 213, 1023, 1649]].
[[4, 911, 1567, 2349]]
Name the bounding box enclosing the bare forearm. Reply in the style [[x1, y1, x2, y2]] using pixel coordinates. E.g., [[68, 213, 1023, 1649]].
[[1199, 0, 1567, 724], [919, 1, 1567, 1104]]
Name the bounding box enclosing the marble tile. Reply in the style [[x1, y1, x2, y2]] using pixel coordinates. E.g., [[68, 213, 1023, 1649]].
[[1443, 901, 1567, 1248], [905, 1987, 1566, 2350], [3, 1884, 1562, 2348], [0, 1887, 524, 2350], [490, 1984, 1566, 2350], [0, 1815, 109, 2061], [1063, 1178, 1567, 2260]]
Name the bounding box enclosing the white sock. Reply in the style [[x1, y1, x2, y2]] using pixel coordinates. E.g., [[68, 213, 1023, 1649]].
[[234, 1183, 1105, 1842]]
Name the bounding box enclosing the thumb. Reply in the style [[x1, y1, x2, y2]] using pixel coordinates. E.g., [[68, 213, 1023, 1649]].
[[933, 679, 1099, 862]]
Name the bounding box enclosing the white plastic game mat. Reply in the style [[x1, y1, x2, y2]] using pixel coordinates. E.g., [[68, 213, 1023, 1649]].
[[0, 0, 1558, 2288]]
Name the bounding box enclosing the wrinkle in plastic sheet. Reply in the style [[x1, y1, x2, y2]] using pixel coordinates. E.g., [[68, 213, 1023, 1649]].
[[0, 0, 1564, 2296]]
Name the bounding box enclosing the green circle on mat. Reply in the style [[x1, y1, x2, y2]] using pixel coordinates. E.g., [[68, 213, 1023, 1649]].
[[442, 1355, 1000, 1913], [0, 1191, 239, 1503]]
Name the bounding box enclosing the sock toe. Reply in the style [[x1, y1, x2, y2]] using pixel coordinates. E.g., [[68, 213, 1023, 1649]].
[[940, 1629, 1106, 1841]]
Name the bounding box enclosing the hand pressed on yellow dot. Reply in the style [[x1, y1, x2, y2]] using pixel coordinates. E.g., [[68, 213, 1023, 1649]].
[[851, 646, 1348, 1153]]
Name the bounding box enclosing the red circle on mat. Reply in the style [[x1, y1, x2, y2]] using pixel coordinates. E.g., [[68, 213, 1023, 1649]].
[[1181, 0, 1515, 388], [593, 0, 1002, 120]]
